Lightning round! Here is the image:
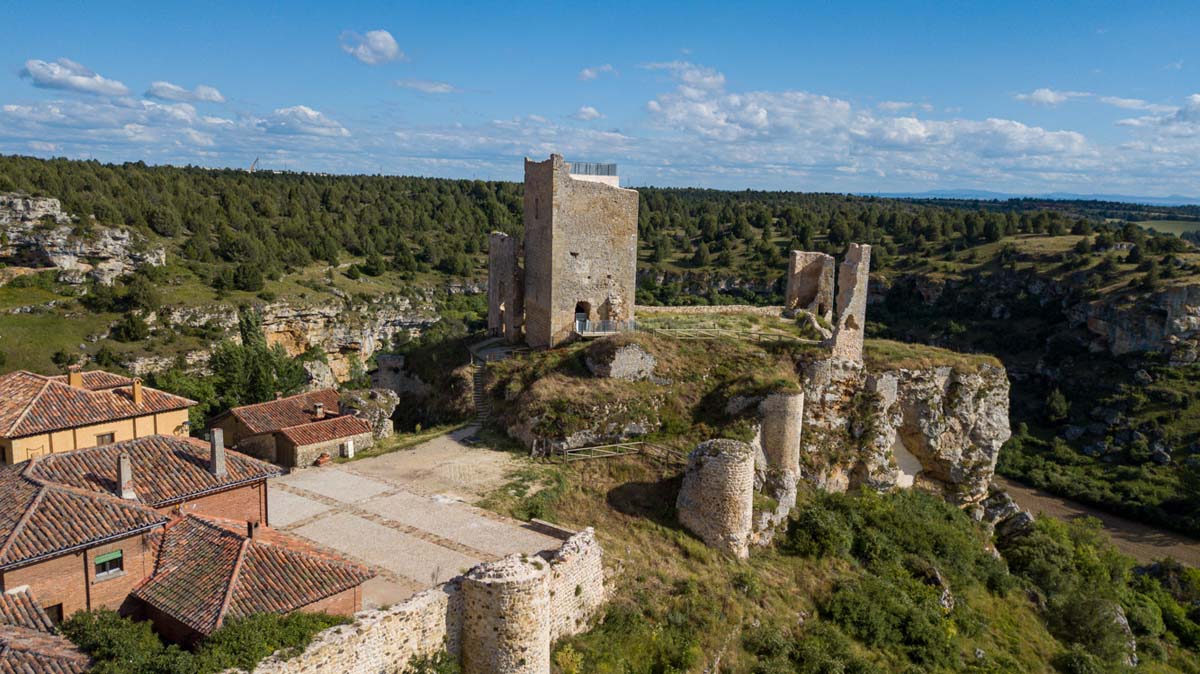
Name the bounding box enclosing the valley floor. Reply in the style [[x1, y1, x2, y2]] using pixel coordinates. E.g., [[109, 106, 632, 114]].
[[997, 476, 1200, 566]]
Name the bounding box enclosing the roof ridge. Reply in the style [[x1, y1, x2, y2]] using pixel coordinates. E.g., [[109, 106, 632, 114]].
[[0, 486, 46, 563], [277, 413, 355, 430], [4, 379, 50, 437], [231, 388, 335, 415], [215, 536, 251, 631]]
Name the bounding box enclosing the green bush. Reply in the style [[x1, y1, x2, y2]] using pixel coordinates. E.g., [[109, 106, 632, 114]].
[[1052, 645, 1107, 674], [1124, 592, 1166, 637], [823, 570, 954, 667], [782, 501, 853, 557]]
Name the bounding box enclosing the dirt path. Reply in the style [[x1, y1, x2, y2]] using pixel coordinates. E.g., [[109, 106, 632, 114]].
[[995, 477, 1200, 566]]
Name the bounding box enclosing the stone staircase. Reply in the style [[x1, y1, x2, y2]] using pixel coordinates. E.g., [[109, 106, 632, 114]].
[[472, 362, 491, 423]]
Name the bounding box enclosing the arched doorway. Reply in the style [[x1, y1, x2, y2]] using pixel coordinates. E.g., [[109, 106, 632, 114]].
[[575, 301, 592, 332]]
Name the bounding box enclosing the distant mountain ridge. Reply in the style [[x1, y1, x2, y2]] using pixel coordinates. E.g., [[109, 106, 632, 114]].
[[865, 189, 1200, 207]]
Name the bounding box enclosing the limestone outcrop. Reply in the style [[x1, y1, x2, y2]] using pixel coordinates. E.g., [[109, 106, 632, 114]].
[[585, 340, 658, 381], [0, 192, 165, 285], [802, 358, 1011, 505], [1076, 283, 1200, 365], [676, 439, 755, 559], [339, 389, 399, 440]]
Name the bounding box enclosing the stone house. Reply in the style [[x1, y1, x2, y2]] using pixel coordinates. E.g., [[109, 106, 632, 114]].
[[0, 369, 195, 464], [211, 389, 374, 466], [488, 154, 640, 348], [133, 514, 374, 644]]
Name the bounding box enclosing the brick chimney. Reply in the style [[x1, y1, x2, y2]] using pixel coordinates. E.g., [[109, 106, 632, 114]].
[[247, 520, 260, 540], [67, 366, 83, 389], [131, 377, 144, 407], [314, 403, 325, 420], [209, 429, 227, 478], [118, 452, 137, 500]]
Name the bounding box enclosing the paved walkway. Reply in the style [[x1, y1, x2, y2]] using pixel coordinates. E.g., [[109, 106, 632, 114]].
[[269, 427, 562, 608], [997, 477, 1200, 566]]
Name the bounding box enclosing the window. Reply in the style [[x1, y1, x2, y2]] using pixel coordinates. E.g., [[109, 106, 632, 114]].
[[44, 604, 63, 625], [95, 433, 115, 446], [94, 550, 123, 579]]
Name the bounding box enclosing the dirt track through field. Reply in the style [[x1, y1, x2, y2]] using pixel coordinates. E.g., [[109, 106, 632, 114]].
[[995, 477, 1200, 567]]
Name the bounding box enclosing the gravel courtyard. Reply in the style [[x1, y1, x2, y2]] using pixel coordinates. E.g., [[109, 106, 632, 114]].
[[268, 426, 563, 608]]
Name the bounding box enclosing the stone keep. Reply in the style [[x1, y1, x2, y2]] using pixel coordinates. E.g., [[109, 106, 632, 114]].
[[462, 555, 551, 674], [785, 251, 835, 321], [830, 243, 871, 363], [676, 439, 755, 559], [522, 155, 640, 348], [488, 232, 524, 342]]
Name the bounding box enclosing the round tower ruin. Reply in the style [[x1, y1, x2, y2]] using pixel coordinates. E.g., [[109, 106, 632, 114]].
[[758, 392, 805, 508], [675, 439, 756, 559], [461, 555, 551, 674]]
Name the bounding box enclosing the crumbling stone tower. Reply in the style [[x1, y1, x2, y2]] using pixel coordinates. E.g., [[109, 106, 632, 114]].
[[784, 251, 835, 321], [676, 439, 755, 559], [830, 243, 871, 362], [487, 155, 639, 349], [462, 555, 551, 674], [757, 392, 805, 508], [488, 232, 524, 342]]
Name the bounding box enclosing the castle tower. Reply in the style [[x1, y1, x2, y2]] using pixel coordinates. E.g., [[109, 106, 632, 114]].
[[830, 243, 871, 363], [757, 392, 805, 507], [487, 232, 524, 342], [676, 439, 756, 559], [461, 555, 551, 674], [521, 155, 639, 348], [784, 251, 835, 321]]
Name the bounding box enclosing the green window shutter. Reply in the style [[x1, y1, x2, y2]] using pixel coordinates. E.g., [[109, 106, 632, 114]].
[[95, 550, 123, 565]]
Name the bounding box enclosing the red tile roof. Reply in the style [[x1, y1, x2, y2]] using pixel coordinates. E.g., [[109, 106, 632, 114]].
[[0, 370, 196, 439], [28, 436, 281, 508], [47, 370, 132, 391], [0, 590, 54, 633], [277, 416, 372, 447], [0, 462, 166, 570], [134, 515, 374, 635], [225, 390, 341, 436], [0, 625, 91, 674]]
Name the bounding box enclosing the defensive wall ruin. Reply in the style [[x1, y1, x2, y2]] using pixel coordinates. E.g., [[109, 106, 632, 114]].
[[784, 251, 835, 321], [241, 528, 605, 674]]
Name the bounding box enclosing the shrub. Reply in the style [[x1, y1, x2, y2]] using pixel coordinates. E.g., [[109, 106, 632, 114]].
[[1124, 592, 1166, 637], [110, 312, 150, 342], [403, 651, 460, 674], [782, 502, 853, 557], [1051, 644, 1107, 674]]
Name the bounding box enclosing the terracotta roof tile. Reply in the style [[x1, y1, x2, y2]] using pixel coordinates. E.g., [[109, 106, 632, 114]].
[[0, 590, 54, 633], [134, 515, 374, 635], [226, 390, 341, 435], [29, 436, 281, 508], [47, 370, 132, 391], [0, 370, 196, 439], [0, 463, 166, 570], [277, 416, 372, 447], [0, 624, 91, 674]]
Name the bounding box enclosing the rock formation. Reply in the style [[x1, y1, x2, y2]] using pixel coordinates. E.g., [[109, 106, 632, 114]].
[[0, 192, 165, 285], [676, 439, 755, 559], [802, 359, 1011, 505], [585, 340, 659, 382], [339, 388, 400, 440]]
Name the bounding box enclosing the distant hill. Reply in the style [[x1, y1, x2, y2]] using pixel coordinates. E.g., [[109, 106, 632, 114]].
[[867, 189, 1200, 207]]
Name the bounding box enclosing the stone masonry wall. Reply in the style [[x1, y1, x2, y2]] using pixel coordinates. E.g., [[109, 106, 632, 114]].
[[488, 232, 524, 343], [462, 556, 551, 674], [785, 251, 835, 321], [676, 439, 755, 559], [523, 155, 639, 348], [240, 529, 604, 674], [757, 392, 804, 509], [831, 244, 871, 362], [634, 304, 785, 317]]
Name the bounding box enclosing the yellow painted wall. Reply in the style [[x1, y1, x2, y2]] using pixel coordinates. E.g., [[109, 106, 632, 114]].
[[5, 408, 192, 463]]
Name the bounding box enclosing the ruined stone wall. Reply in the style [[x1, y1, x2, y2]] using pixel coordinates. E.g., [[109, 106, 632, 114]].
[[676, 439, 755, 559], [523, 155, 639, 348], [757, 392, 804, 508], [831, 244, 871, 362], [785, 252, 835, 321], [634, 304, 784, 317], [462, 557, 551, 674], [488, 232, 524, 343], [240, 529, 604, 674]]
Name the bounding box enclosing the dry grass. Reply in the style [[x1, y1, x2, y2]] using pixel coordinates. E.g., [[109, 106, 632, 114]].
[[863, 338, 1002, 373]]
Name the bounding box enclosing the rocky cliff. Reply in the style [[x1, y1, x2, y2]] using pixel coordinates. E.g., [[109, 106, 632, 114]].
[[802, 358, 1011, 505], [0, 193, 165, 285]]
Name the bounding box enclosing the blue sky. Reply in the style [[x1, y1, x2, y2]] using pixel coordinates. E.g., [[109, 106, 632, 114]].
[[1, 1, 1197, 195]]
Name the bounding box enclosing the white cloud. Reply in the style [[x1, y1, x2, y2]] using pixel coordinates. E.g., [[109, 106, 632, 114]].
[[20, 58, 129, 96], [878, 101, 913, 111], [258, 105, 349, 137], [145, 81, 225, 103], [578, 64, 616, 81], [1098, 96, 1175, 113], [1014, 88, 1092, 106], [641, 61, 726, 98], [340, 30, 403, 65], [1118, 94, 1200, 136], [394, 78, 460, 94], [572, 105, 604, 121], [28, 141, 57, 152], [1165, 60, 1184, 71]]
